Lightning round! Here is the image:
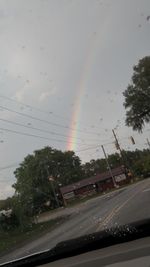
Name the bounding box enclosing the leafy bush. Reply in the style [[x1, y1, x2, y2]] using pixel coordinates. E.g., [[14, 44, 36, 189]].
[[0, 212, 19, 231]]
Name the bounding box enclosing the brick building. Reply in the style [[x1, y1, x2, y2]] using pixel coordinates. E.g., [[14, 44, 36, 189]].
[[60, 166, 130, 202]]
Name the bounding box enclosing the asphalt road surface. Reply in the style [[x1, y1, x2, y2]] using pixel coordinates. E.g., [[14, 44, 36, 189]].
[[0, 178, 150, 264]]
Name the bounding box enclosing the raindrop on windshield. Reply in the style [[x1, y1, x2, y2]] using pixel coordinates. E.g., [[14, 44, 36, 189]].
[[146, 15, 150, 21]]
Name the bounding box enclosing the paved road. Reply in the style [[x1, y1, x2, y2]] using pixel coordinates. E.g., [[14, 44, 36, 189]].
[[0, 178, 150, 264]]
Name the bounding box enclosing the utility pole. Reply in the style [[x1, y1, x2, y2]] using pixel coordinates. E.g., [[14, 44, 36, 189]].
[[112, 129, 127, 168], [112, 129, 123, 158], [101, 145, 117, 188], [45, 165, 60, 208], [146, 138, 150, 149], [58, 184, 67, 207]]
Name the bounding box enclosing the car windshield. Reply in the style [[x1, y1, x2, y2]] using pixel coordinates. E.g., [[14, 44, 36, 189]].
[[0, 0, 150, 264]]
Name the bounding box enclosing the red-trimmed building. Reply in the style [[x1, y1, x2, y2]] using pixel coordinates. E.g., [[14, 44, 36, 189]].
[[60, 166, 131, 202]]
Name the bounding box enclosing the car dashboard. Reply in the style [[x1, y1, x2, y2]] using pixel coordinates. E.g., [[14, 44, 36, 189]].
[[43, 236, 150, 267]]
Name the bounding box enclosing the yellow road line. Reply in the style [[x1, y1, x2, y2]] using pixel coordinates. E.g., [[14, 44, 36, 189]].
[[96, 207, 118, 231], [96, 180, 150, 231]]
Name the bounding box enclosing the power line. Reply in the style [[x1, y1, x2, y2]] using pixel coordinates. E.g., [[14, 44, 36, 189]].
[[89, 150, 100, 157], [0, 94, 69, 121], [0, 118, 109, 144], [75, 136, 140, 153], [76, 136, 144, 154], [0, 105, 103, 136], [2, 95, 149, 140], [0, 146, 107, 172], [0, 180, 12, 184], [75, 140, 114, 153], [1, 96, 134, 138], [0, 163, 19, 171], [0, 138, 148, 174], [0, 126, 90, 146], [0, 147, 111, 173], [0, 118, 85, 142], [0, 114, 141, 149], [75, 145, 99, 153], [0, 94, 110, 133]]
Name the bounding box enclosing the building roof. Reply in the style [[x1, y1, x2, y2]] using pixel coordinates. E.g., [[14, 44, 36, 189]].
[[60, 166, 125, 194]]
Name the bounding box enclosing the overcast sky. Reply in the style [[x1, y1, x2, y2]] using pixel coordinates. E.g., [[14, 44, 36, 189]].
[[0, 0, 150, 199]]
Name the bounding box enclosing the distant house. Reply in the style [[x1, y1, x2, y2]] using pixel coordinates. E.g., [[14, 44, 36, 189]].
[[60, 166, 130, 202]]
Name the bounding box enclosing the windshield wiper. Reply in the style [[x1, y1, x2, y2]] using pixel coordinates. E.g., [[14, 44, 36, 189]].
[[1, 218, 150, 267]]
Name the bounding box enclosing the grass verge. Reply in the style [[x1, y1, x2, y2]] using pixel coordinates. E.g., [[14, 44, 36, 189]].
[[0, 215, 69, 256]]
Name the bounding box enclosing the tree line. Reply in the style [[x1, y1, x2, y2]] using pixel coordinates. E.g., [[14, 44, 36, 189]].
[[0, 146, 150, 231]]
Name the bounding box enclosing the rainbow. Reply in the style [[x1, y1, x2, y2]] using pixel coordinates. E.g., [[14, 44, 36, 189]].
[[67, 15, 111, 151], [67, 39, 96, 151]]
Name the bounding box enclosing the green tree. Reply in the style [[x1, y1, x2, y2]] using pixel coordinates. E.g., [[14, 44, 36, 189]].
[[108, 153, 122, 169], [0, 197, 14, 211], [123, 56, 150, 131], [13, 147, 84, 218], [82, 149, 150, 179], [82, 158, 107, 178], [132, 154, 150, 178]]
